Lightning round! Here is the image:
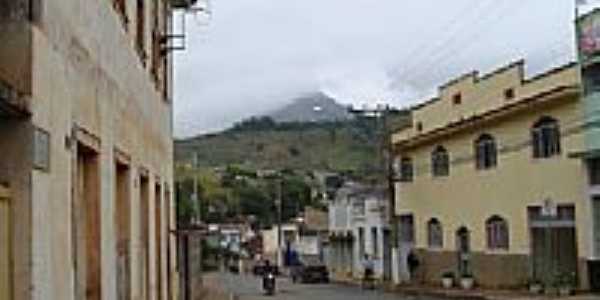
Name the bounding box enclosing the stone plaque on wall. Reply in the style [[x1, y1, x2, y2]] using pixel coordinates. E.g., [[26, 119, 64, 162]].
[[33, 127, 50, 172]]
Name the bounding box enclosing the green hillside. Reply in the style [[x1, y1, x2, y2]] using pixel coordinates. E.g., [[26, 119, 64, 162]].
[[175, 114, 411, 176]]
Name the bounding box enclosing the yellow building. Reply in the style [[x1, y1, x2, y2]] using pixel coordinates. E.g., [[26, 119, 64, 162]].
[[391, 61, 599, 290]]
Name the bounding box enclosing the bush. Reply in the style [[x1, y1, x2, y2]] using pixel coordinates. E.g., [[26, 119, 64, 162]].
[[442, 271, 455, 279]]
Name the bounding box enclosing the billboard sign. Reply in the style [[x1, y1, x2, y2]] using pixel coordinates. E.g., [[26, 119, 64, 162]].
[[578, 9, 600, 65]]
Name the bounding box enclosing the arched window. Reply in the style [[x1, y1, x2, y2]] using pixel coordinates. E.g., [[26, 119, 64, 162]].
[[475, 134, 497, 170], [532, 117, 561, 158], [427, 218, 443, 248], [399, 157, 414, 182], [432, 146, 449, 177], [486, 215, 509, 250]]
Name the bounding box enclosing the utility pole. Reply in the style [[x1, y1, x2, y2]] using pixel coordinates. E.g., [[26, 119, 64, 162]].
[[276, 178, 284, 268], [192, 152, 200, 223], [349, 104, 399, 281]]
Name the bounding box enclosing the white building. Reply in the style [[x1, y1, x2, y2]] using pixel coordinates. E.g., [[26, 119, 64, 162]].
[[328, 183, 391, 280]]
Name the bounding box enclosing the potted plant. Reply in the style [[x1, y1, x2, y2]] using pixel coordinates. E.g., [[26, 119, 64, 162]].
[[527, 278, 543, 294], [553, 272, 576, 296], [460, 271, 474, 290], [441, 271, 454, 288]]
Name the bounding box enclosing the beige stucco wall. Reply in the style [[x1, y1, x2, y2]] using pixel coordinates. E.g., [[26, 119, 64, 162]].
[[393, 63, 590, 260], [12, 0, 177, 299], [393, 62, 580, 144]]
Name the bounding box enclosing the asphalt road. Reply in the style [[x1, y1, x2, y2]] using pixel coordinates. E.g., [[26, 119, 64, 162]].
[[209, 272, 444, 300]]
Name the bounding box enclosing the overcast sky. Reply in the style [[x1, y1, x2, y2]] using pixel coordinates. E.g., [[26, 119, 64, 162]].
[[174, 0, 581, 137]]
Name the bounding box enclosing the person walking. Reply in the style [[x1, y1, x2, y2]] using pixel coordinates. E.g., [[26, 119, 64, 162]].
[[362, 254, 375, 289]]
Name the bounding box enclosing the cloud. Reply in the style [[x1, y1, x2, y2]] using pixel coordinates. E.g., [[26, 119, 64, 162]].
[[175, 0, 576, 137]]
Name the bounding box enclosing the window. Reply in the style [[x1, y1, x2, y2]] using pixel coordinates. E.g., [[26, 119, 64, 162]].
[[431, 146, 449, 177], [532, 117, 561, 158], [589, 158, 600, 186], [399, 157, 414, 182], [136, 0, 147, 63], [583, 64, 600, 94], [399, 215, 415, 244], [453, 93, 462, 105], [352, 198, 365, 216], [475, 134, 497, 170], [151, 0, 165, 86], [504, 88, 515, 100], [486, 215, 509, 250], [371, 227, 378, 256], [427, 218, 443, 248], [113, 0, 128, 27], [416, 122, 423, 132]]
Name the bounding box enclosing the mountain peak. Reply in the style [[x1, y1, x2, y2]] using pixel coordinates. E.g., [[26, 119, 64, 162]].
[[269, 92, 351, 123]]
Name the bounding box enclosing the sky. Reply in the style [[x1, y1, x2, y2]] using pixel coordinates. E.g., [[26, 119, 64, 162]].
[[174, 0, 582, 138]]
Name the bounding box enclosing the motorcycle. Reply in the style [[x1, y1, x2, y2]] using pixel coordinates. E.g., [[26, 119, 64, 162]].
[[262, 271, 276, 296]]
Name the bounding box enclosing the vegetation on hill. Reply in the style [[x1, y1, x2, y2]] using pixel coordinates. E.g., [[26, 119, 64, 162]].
[[174, 103, 411, 226], [175, 115, 403, 175]]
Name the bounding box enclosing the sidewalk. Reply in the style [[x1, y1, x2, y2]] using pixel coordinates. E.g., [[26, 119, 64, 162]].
[[385, 284, 600, 300]]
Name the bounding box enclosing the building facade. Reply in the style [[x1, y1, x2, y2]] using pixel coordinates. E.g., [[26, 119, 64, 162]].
[[328, 183, 391, 281], [391, 61, 598, 289], [0, 0, 190, 299]]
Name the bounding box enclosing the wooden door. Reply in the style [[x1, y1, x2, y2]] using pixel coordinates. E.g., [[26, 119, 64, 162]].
[[0, 186, 11, 300], [593, 197, 600, 258]]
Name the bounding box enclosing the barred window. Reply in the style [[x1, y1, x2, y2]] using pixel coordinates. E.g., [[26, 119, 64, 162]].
[[475, 134, 497, 170], [532, 117, 561, 158], [432, 146, 449, 177], [486, 215, 509, 250], [427, 218, 443, 248]]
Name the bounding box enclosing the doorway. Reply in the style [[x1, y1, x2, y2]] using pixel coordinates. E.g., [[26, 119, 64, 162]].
[[398, 215, 414, 282], [383, 229, 392, 281], [0, 185, 11, 300], [529, 206, 578, 287], [155, 183, 163, 300], [139, 174, 150, 300], [74, 144, 101, 300], [456, 227, 471, 277], [115, 161, 131, 300], [592, 197, 600, 291]]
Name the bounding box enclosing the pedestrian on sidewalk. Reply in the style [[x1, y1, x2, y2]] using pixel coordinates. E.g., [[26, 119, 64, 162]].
[[407, 250, 420, 283], [362, 254, 375, 289]]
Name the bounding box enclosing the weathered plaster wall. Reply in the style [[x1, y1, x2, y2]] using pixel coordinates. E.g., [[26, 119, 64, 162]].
[[23, 0, 175, 299]]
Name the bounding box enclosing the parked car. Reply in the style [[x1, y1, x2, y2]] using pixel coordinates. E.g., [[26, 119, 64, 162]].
[[298, 265, 329, 284]]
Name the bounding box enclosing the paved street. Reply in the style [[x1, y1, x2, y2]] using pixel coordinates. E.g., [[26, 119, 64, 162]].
[[208, 272, 444, 300]]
